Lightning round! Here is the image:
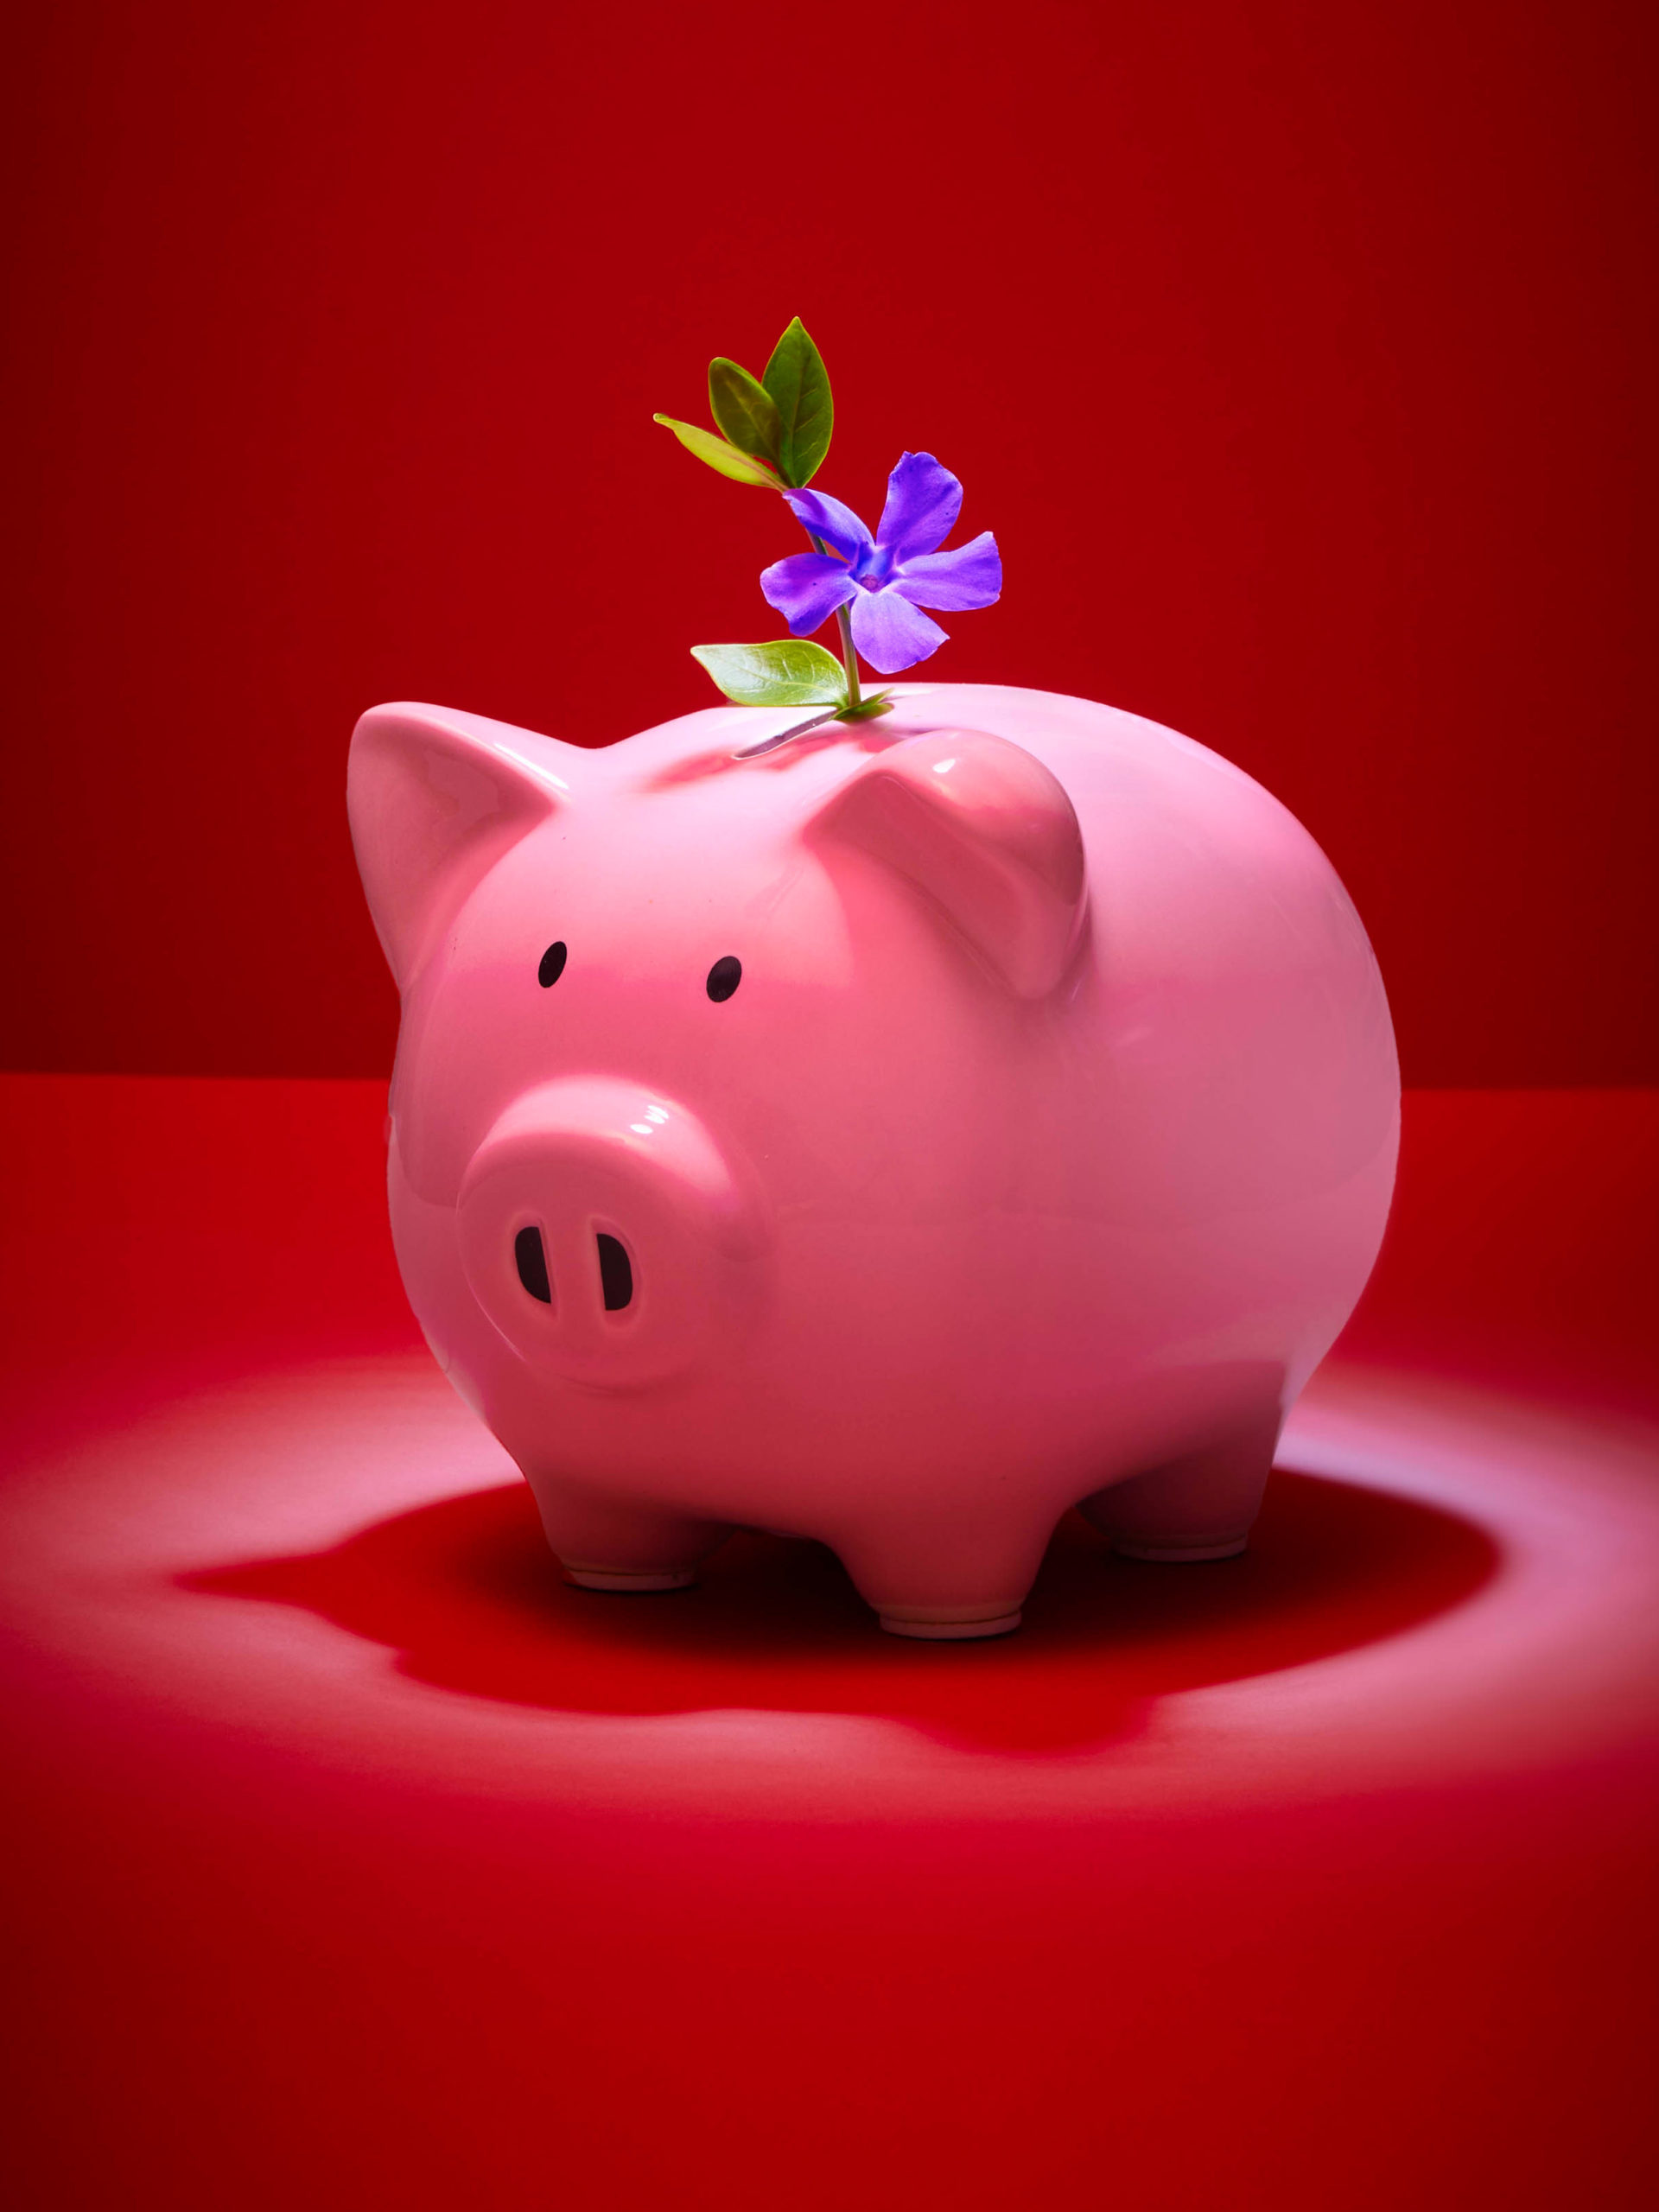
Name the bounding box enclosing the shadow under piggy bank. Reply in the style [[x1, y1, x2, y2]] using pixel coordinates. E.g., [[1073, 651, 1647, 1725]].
[[185, 1471, 1497, 1753]]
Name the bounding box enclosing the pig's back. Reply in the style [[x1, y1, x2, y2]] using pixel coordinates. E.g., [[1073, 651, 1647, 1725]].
[[908, 684, 1399, 1283]]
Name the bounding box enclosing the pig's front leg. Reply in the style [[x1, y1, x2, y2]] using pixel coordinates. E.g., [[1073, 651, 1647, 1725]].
[[524, 1477, 733, 1592], [1077, 1408, 1281, 1562], [831, 1507, 1060, 1641]]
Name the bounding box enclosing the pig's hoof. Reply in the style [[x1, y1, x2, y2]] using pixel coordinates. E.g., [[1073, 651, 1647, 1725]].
[[878, 1605, 1023, 1641], [1114, 1534, 1249, 1562], [560, 1562, 697, 1592]]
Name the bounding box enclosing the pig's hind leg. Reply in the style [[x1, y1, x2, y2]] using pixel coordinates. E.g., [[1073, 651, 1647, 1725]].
[[1077, 1408, 1281, 1562]]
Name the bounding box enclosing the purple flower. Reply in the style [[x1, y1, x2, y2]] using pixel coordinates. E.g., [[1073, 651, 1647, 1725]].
[[760, 452, 1001, 674]]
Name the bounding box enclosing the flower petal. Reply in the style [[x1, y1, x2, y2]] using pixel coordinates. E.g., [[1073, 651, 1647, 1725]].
[[849, 584, 948, 672], [891, 531, 1002, 612], [760, 551, 857, 636], [875, 452, 963, 561], [780, 487, 874, 564]]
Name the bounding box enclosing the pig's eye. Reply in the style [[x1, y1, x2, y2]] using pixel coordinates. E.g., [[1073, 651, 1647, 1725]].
[[706, 956, 741, 1003], [537, 942, 568, 988]]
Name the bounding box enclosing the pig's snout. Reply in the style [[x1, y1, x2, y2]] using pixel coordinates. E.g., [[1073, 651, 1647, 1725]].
[[456, 1079, 764, 1385], [508, 1224, 632, 1313]]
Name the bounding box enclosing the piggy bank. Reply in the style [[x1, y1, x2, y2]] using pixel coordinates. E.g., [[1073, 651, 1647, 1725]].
[[348, 684, 1397, 1637]]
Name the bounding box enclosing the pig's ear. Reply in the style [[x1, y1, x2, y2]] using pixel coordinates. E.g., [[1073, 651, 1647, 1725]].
[[348, 702, 575, 989], [812, 729, 1087, 997]]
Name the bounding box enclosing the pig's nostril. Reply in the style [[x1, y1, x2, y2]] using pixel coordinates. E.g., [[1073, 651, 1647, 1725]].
[[595, 1233, 633, 1313], [513, 1226, 552, 1304]]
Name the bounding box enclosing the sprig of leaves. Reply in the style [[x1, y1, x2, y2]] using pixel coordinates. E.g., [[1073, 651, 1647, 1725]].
[[655, 316, 832, 490], [657, 318, 887, 734]]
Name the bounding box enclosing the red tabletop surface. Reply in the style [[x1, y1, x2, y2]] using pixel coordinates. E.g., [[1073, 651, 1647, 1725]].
[[3, 1077, 1656, 2209]]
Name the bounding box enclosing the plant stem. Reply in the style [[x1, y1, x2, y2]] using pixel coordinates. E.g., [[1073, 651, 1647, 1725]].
[[804, 526, 863, 713], [834, 604, 862, 712], [730, 703, 842, 760]]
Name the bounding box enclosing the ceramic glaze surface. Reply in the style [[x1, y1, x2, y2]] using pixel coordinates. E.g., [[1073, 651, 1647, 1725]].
[[347, 684, 1399, 1635]]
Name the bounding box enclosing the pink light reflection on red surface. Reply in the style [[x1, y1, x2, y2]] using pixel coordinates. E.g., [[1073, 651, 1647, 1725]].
[[4, 1346, 1654, 1825]]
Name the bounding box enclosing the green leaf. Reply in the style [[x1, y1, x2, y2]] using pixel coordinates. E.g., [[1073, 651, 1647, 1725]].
[[652, 415, 780, 487], [838, 690, 894, 721], [761, 317, 833, 486], [708, 359, 783, 463], [690, 639, 849, 709]]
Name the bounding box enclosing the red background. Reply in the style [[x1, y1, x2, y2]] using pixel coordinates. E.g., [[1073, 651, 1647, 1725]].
[[3, 0, 1654, 1084]]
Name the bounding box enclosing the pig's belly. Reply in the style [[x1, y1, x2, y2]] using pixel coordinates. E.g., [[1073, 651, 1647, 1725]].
[[391, 1140, 1394, 1535]]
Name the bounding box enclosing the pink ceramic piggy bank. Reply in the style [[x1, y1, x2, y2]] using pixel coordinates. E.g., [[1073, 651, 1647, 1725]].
[[348, 684, 1397, 1637]]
